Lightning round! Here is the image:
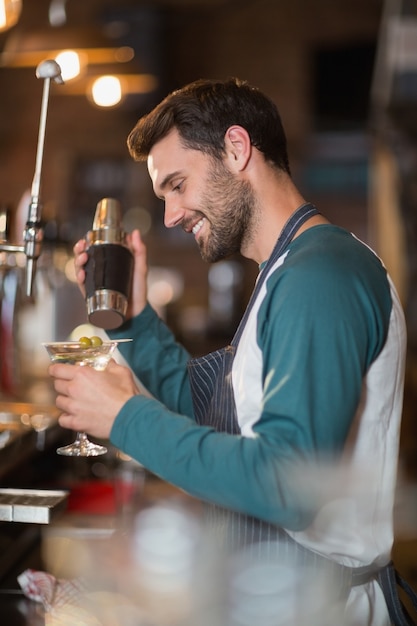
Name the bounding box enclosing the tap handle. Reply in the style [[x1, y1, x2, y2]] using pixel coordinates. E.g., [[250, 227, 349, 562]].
[[23, 199, 44, 297], [24, 60, 63, 297]]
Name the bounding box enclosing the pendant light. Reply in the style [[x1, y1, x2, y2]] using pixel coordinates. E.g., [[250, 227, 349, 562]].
[[0, 0, 22, 33]]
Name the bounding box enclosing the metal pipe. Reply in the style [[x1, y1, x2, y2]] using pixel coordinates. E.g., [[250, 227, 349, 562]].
[[23, 59, 63, 297], [0, 60, 64, 294]]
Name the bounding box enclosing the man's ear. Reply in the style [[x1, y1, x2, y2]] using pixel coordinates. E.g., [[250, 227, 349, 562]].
[[224, 125, 251, 171]]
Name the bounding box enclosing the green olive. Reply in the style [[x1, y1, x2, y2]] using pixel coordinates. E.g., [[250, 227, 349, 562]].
[[79, 336, 92, 347], [90, 335, 103, 347]]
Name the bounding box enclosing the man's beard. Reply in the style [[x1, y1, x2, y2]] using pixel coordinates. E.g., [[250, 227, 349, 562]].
[[197, 159, 257, 263]]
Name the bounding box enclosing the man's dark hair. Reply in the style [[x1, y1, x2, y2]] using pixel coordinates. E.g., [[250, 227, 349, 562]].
[[127, 77, 291, 175]]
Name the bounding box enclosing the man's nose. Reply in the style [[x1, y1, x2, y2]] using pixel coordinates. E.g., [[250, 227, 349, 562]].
[[164, 199, 185, 229]]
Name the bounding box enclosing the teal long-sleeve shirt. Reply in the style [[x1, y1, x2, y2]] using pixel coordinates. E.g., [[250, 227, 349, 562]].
[[109, 226, 398, 531]]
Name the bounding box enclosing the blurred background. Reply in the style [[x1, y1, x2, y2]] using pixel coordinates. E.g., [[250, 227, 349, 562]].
[[1, 0, 417, 619]]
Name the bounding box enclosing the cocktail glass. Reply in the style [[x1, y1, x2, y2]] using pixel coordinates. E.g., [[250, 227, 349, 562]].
[[43, 340, 120, 457]]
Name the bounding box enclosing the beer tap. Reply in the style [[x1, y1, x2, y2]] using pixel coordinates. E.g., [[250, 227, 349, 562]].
[[24, 59, 64, 297], [0, 59, 64, 297]]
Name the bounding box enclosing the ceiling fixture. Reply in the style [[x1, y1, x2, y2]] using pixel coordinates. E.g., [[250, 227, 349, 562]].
[[54, 49, 81, 81], [0, 24, 135, 69], [0, 6, 158, 108], [0, 0, 22, 33], [52, 71, 157, 107], [90, 75, 122, 107]]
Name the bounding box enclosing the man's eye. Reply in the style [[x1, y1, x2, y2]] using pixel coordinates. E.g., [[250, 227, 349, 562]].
[[172, 181, 183, 192]]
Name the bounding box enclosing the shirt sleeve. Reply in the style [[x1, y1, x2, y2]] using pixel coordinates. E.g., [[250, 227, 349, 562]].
[[108, 303, 194, 417]]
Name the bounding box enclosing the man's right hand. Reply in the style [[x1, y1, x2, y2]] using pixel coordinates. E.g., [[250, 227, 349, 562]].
[[73, 228, 149, 320]]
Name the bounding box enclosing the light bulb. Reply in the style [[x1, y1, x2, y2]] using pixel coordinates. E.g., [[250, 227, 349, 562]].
[[90, 75, 122, 107], [55, 50, 82, 81], [0, 0, 22, 33]]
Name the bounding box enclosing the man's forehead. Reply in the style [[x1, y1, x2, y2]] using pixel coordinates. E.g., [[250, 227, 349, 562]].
[[148, 130, 181, 172], [147, 132, 185, 194], [149, 128, 182, 158]]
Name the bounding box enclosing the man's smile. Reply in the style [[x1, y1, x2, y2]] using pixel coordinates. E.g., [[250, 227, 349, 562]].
[[192, 217, 205, 237]]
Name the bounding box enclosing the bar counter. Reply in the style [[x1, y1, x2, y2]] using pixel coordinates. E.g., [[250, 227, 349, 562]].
[[0, 401, 66, 625], [0, 401, 63, 482], [0, 404, 200, 625]]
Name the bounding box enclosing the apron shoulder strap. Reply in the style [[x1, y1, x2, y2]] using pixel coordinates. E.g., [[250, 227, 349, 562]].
[[231, 202, 320, 346]]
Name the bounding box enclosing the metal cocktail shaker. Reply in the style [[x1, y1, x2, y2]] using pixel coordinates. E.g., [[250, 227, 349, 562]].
[[84, 198, 133, 330]]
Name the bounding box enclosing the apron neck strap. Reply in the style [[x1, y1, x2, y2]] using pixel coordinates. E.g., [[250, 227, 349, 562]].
[[265, 202, 320, 271], [231, 202, 320, 346]]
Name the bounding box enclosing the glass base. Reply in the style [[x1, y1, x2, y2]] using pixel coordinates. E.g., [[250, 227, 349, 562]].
[[57, 434, 107, 457]]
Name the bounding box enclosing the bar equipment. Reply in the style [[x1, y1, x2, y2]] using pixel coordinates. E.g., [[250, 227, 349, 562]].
[[84, 197, 134, 330], [0, 58, 63, 297], [0, 59, 63, 399]]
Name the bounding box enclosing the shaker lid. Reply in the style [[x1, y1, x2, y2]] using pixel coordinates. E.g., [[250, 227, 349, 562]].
[[88, 197, 125, 244]]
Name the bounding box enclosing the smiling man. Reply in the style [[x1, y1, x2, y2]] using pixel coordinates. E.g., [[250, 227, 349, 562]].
[[49, 78, 415, 625]]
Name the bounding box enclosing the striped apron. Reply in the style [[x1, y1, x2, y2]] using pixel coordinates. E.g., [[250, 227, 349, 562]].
[[187, 203, 417, 624]]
